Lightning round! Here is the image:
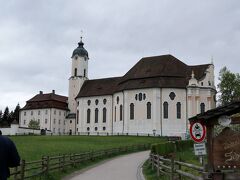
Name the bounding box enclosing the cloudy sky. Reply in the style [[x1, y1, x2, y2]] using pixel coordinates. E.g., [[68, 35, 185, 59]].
[[0, 0, 240, 110]]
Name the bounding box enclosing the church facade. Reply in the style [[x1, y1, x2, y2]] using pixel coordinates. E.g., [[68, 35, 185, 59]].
[[20, 38, 216, 137]]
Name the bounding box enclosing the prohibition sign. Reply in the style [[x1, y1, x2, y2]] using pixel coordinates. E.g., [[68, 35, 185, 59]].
[[190, 122, 206, 143]]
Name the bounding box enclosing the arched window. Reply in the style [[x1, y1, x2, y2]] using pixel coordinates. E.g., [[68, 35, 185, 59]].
[[103, 108, 107, 123], [74, 68, 77, 76], [176, 102, 181, 119], [84, 69, 86, 77], [130, 103, 134, 120], [147, 102, 151, 119], [200, 103, 205, 114], [139, 93, 143, 101], [163, 102, 168, 119], [87, 109, 91, 123], [95, 108, 98, 123], [120, 105, 123, 121]]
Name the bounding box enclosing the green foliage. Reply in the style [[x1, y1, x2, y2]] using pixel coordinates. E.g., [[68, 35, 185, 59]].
[[175, 140, 194, 151], [151, 142, 175, 156], [28, 119, 40, 129], [218, 66, 240, 105]]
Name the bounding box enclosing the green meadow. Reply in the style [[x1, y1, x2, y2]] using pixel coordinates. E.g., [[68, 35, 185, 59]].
[[10, 135, 165, 161]]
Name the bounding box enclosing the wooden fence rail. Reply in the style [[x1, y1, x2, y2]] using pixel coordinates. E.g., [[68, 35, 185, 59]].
[[10, 143, 150, 180], [150, 153, 204, 180]]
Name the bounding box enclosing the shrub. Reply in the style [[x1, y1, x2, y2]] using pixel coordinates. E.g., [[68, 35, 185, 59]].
[[151, 142, 175, 156], [175, 140, 193, 151]]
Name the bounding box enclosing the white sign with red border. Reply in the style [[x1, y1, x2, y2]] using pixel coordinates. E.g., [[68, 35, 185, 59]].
[[190, 122, 206, 143]]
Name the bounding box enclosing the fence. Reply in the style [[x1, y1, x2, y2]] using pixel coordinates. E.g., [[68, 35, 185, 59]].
[[10, 143, 150, 180], [150, 153, 204, 180]]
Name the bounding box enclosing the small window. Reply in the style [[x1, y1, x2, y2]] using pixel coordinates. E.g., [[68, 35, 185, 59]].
[[53, 128, 55, 133], [24, 112, 26, 116], [201, 82, 203, 86], [147, 102, 151, 119], [87, 100, 91, 106], [163, 102, 168, 119], [139, 93, 142, 101], [31, 111, 33, 115], [130, 103, 134, 120], [37, 119, 40, 123], [103, 127, 106, 131], [54, 119, 56, 124], [64, 120, 66, 125], [45, 110, 48, 115], [59, 120, 61, 124], [95, 127, 98, 131], [77, 101, 79, 106], [177, 102, 181, 119], [208, 81, 211, 86], [169, 92, 176, 100], [103, 99, 107, 105], [95, 108, 99, 123], [87, 109, 91, 123], [54, 110, 56, 115], [59, 111, 61, 116], [38, 111, 41, 115], [74, 68, 77, 76], [103, 108, 107, 123], [120, 105, 123, 121], [24, 120, 26, 125], [143, 94, 146, 100], [45, 119, 48, 124], [77, 128, 78, 131], [200, 103, 205, 114], [87, 127, 90, 131], [84, 69, 86, 77], [135, 94, 138, 100], [70, 120, 72, 124], [95, 99, 99, 105], [117, 96, 119, 104]]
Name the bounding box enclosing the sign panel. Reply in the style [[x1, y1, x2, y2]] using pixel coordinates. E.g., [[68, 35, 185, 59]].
[[213, 127, 240, 170], [194, 143, 206, 156], [190, 122, 206, 143]]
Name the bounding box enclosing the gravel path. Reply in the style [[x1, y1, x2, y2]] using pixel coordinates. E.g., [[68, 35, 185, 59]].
[[65, 151, 149, 180]]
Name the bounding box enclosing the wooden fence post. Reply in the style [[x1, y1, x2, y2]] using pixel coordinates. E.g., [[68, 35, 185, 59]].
[[20, 160, 25, 180], [151, 154, 154, 170], [62, 154, 65, 171], [157, 155, 160, 177], [13, 166, 18, 180], [171, 157, 175, 180], [46, 156, 49, 174]]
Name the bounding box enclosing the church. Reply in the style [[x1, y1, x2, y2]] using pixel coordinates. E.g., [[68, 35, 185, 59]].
[[19, 38, 216, 137]]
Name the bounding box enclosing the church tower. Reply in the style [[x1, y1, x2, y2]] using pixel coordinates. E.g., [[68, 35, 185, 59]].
[[68, 37, 89, 115]]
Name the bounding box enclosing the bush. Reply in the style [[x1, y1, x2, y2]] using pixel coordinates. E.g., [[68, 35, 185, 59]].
[[151, 140, 194, 156], [151, 142, 175, 156], [175, 140, 193, 151]]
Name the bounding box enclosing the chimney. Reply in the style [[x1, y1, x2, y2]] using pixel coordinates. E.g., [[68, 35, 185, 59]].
[[52, 90, 55, 94], [39, 91, 43, 94]]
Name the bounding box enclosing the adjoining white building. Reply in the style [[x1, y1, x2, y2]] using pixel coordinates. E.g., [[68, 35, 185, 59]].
[[19, 90, 68, 134], [20, 38, 217, 137]]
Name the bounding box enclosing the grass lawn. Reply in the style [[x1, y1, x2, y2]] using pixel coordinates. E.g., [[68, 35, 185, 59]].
[[10, 135, 165, 161]]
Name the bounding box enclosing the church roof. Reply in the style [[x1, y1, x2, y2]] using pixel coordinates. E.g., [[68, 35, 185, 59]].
[[77, 54, 211, 97], [77, 77, 121, 97], [21, 91, 68, 110]]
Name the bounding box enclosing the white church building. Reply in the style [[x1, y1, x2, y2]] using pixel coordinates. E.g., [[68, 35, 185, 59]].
[[19, 38, 216, 137]]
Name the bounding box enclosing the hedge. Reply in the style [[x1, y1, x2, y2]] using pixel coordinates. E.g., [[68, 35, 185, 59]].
[[151, 140, 193, 156]]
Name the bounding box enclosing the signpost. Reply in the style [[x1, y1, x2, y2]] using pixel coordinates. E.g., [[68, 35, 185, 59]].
[[190, 122, 206, 143], [194, 143, 206, 156]]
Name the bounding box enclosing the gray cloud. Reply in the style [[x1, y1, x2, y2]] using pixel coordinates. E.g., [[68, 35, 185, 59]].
[[0, 0, 240, 110]]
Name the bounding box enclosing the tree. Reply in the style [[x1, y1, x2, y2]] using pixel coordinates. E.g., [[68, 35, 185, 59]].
[[28, 119, 40, 129], [218, 66, 240, 105], [13, 103, 21, 123], [1, 107, 10, 127]]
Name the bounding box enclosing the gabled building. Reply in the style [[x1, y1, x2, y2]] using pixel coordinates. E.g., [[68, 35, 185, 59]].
[[19, 90, 68, 134]]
